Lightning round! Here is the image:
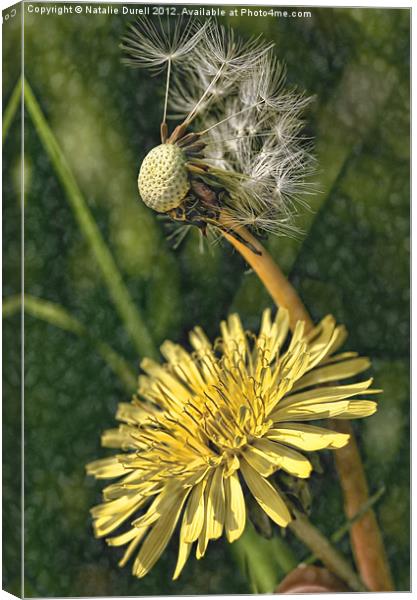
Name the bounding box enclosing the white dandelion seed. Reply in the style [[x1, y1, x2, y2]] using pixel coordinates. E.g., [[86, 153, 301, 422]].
[[123, 17, 315, 250], [122, 17, 209, 133], [121, 17, 207, 71]]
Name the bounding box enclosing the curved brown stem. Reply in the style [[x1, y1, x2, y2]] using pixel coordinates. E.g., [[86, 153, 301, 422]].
[[221, 226, 313, 330], [288, 509, 366, 592], [221, 223, 394, 591], [330, 421, 394, 590]]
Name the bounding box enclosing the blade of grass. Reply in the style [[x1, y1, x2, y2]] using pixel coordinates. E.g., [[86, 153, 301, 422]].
[[23, 78, 157, 359], [3, 76, 21, 144], [303, 486, 386, 565], [3, 295, 137, 392], [2, 295, 21, 317]]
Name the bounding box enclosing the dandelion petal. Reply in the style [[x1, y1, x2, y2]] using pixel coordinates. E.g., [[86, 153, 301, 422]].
[[224, 472, 246, 543], [240, 459, 291, 527], [182, 479, 207, 543], [134, 488, 189, 578], [267, 423, 350, 451]]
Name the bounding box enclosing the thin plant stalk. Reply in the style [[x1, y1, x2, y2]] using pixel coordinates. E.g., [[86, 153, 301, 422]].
[[220, 219, 313, 329], [221, 220, 394, 591], [183, 64, 225, 125], [198, 100, 263, 137], [331, 421, 394, 591], [23, 78, 158, 360], [3, 76, 22, 144], [161, 59, 172, 141], [288, 508, 366, 592], [303, 486, 386, 565], [3, 295, 137, 393]]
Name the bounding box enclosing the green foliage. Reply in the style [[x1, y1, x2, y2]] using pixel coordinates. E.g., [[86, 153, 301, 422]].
[[231, 522, 297, 593], [2, 6, 409, 595], [2, 76, 21, 143], [24, 79, 158, 360], [3, 295, 137, 392]]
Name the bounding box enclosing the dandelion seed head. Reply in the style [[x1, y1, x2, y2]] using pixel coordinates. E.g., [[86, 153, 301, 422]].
[[138, 144, 189, 211], [124, 17, 316, 244]]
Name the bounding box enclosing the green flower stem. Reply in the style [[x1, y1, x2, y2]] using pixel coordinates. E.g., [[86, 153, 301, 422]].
[[3, 76, 21, 144], [23, 78, 158, 360], [231, 522, 297, 593], [3, 295, 137, 393], [303, 486, 386, 565], [289, 508, 366, 592]]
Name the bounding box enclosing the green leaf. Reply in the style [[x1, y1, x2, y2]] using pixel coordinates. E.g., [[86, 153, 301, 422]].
[[23, 78, 158, 360], [3, 294, 137, 392], [3, 76, 21, 144], [230, 522, 297, 593]]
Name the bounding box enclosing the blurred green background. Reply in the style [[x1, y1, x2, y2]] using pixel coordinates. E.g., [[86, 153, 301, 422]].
[[3, 3, 409, 596]]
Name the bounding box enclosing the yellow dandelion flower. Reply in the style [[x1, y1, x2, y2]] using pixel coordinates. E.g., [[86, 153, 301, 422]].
[[86, 308, 379, 580]]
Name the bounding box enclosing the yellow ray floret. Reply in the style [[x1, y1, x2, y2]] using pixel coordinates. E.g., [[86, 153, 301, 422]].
[[86, 308, 379, 579]]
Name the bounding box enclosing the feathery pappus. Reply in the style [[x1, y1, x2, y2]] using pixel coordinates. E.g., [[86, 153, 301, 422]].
[[121, 17, 315, 251]]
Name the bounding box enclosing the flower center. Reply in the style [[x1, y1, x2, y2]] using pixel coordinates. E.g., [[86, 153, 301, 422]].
[[198, 381, 272, 456]]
